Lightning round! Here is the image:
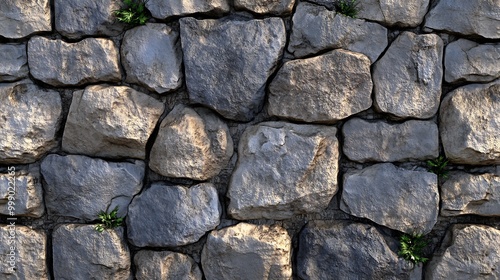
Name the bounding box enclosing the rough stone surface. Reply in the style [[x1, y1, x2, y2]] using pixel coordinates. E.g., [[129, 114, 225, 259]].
[[425, 0, 500, 39], [288, 2, 388, 62], [441, 172, 500, 217], [0, 0, 51, 39], [122, 23, 183, 93], [356, 0, 430, 27], [234, 0, 295, 15], [180, 17, 286, 121], [228, 122, 339, 220], [0, 81, 62, 165], [0, 225, 48, 280], [202, 223, 292, 280], [135, 251, 202, 280], [374, 32, 443, 119], [0, 44, 28, 82], [440, 80, 500, 165], [297, 221, 420, 280], [149, 105, 233, 180], [341, 163, 439, 234], [268, 50, 372, 123], [342, 118, 439, 163], [127, 183, 221, 247], [40, 154, 144, 220], [426, 224, 500, 279], [55, 0, 125, 39], [0, 165, 44, 218], [146, 0, 229, 19], [62, 85, 164, 160], [28, 37, 121, 86], [445, 39, 500, 83], [53, 224, 131, 280]]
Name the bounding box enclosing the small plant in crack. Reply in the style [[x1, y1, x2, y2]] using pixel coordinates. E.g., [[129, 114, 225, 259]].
[[399, 233, 429, 264], [114, 0, 149, 26], [95, 206, 124, 233], [426, 156, 449, 179], [335, 0, 360, 18]]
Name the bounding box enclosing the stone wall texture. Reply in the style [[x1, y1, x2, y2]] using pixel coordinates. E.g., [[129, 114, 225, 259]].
[[0, 0, 499, 279]]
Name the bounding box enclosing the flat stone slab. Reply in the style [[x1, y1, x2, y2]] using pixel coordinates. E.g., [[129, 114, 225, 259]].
[[28, 37, 121, 86], [268, 50, 372, 123], [146, 0, 229, 19], [228, 122, 339, 220], [0, 0, 51, 38], [202, 223, 292, 280], [440, 80, 500, 165], [0, 165, 44, 217], [135, 251, 202, 280], [342, 118, 439, 163], [0, 44, 28, 82], [234, 0, 295, 15], [357, 0, 430, 27], [341, 163, 439, 234]]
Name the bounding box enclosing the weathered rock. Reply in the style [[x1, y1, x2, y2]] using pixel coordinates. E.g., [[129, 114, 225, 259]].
[[62, 85, 164, 160], [135, 251, 202, 280], [122, 23, 183, 93], [146, 0, 229, 19], [0, 44, 28, 82], [234, 0, 295, 15], [441, 172, 500, 217], [127, 183, 221, 247], [28, 37, 121, 86], [288, 2, 388, 62], [0, 166, 44, 218], [228, 122, 339, 220], [426, 224, 500, 279], [425, 0, 500, 39], [53, 224, 131, 280], [0, 81, 62, 165], [356, 0, 430, 27], [0, 0, 51, 39], [268, 50, 372, 123], [374, 32, 443, 119], [202, 223, 292, 280], [149, 105, 233, 180], [440, 81, 500, 165], [341, 163, 439, 234], [180, 17, 286, 121], [0, 225, 48, 279], [297, 221, 420, 280], [40, 154, 144, 220], [342, 118, 439, 163], [55, 0, 125, 39], [445, 39, 500, 83]]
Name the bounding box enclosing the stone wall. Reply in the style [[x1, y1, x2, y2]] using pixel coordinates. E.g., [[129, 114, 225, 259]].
[[1, 0, 499, 279]]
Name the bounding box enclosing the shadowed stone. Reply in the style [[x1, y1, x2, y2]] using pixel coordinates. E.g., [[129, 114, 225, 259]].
[[0, 165, 44, 217], [0, 0, 51, 39], [0, 44, 28, 82], [146, 0, 229, 19], [135, 251, 202, 280]]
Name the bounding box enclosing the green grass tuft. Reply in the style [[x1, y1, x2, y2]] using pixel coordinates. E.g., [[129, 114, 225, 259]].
[[399, 234, 429, 264], [335, 0, 360, 18], [95, 206, 124, 233], [114, 0, 149, 26]]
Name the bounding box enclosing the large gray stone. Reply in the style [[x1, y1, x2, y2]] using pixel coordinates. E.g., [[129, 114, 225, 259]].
[[425, 0, 500, 39], [62, 85, 164, 160], [53, 224, 131, 280], [55, 0, 125, 39], [342, 118, 439, 163], [202, 223, 292, 280], [127, 183, 221, 247], [356, 0, 430, 27], [0, 0, 51, 39], [228, 122, 339, 220], [374, 32, 443, 119], [445, 39, 500, 83], [297, 221, 420, 280], [0, 81, 62, 165], [288, 2, 388, 62], [426, 224, 500, 279], [135, 251, 202, 280], [441, 172, 500, 217], [0, 166, 44, 218], [146, 0, 229, 19], [41, 154, 144, 221], [440, 80, 500, 165], [180, 17, 286, 121], [0, 225, 48, 280], [28, 37, 121, 86], [122, 23, 183, 93], [0, 44, 28, 82], [268, 50, 372, 123], [234, 0, 295, 15], [149, 105, 233, 180], [341, 163, 439, 234]]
